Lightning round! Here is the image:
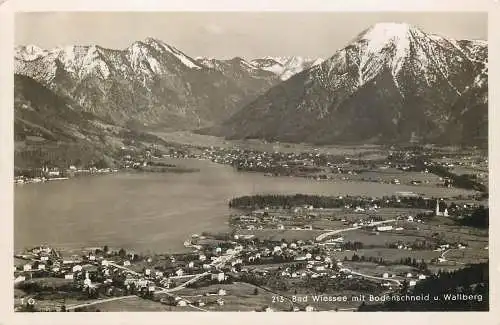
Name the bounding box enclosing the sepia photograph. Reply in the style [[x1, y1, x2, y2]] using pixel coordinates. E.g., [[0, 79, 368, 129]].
[[7, 7, 491, 315]]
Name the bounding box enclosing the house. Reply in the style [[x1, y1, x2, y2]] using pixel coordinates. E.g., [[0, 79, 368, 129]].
[[264, 306, 274, 312], [123, 260, 131, 266], [83, 278, 92, 287], [188, 261, 195, 268], [101, 260, 109, 266], [38, 264, 46, 270], [177, 300, 187, 307], [382, 273, 389, 279], [211, 272, 225, 282], [406, 273, 413, 278], [197, 300, 205, 307], [305, 305, 315, 312], [137, 279, 148, 288], [418, 274, 427, 280], [217, 298, 224, 306], [64, 274, 74, 280], [175, 269, 184, 277], [409, 280, 417, 287], [23, 264, 32, 272], [218, 288, 227, 296], [144, 269, 151, 276], [199, 254, 207, 261], [40, 256, 49, 261], [14, 275, 26, 284], [277, 224, 285, 230], [376, 225, 393, 232]]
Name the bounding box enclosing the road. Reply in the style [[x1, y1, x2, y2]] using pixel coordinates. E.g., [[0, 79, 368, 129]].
[[315, 219, 396, 241], [347, 269, 402, 286], [66, 295, 137, 310], [155, 249, 239, 294], [107, 262, 141, 276], [441, 249, 465, 265]]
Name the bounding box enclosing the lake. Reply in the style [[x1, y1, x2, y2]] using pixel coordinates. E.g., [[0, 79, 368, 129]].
[[14, 158, 475, 253]]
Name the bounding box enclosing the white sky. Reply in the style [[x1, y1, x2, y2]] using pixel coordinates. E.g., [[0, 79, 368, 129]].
[[15, 12, 487, 59]]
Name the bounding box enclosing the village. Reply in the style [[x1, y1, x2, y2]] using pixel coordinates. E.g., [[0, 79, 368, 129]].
[[14, 188, 488, 312], [13, 143, 489, 311]]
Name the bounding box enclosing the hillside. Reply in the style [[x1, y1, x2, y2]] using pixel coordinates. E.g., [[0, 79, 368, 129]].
[[14, 74, 170, 170]]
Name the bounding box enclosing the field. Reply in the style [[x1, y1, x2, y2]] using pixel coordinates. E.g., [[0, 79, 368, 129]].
[[78, 296, 191, 312], [340, 229, 426, 246], [154, 131, 387, 156], [349, 248, 441, 263], [172, 282, 292, 311], [321, 168, 443, 186]]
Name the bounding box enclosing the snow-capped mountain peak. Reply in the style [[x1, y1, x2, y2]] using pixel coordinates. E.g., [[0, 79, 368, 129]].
[[15, 44, 48, 61], [141, 37, 202, 70], [251, 56, 323, 80]]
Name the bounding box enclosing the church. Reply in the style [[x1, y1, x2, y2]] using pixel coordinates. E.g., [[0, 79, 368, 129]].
[[435, 199, 449, 217]]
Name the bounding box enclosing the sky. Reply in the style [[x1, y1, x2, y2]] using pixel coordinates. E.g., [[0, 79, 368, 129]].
[[15, 12, 487, 59]]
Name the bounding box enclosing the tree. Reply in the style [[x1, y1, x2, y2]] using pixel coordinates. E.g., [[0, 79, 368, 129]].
[[118, 248, 126, 258], [103, 245, 109, 253], [253, 288, 259, 295]]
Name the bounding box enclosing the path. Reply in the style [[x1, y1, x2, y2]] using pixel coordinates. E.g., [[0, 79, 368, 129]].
[[66, 295, 136, 310], [347, 269, 402, 286], [315, 219, 396, 241]]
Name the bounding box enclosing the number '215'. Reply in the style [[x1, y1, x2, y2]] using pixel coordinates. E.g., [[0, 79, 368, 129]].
[[272, 296, 284, 303]]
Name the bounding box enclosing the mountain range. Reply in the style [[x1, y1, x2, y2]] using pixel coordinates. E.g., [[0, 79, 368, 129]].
[[14, 39, 291, 130], [15, 22, 488, 158], [207, 22, 488, 146]]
